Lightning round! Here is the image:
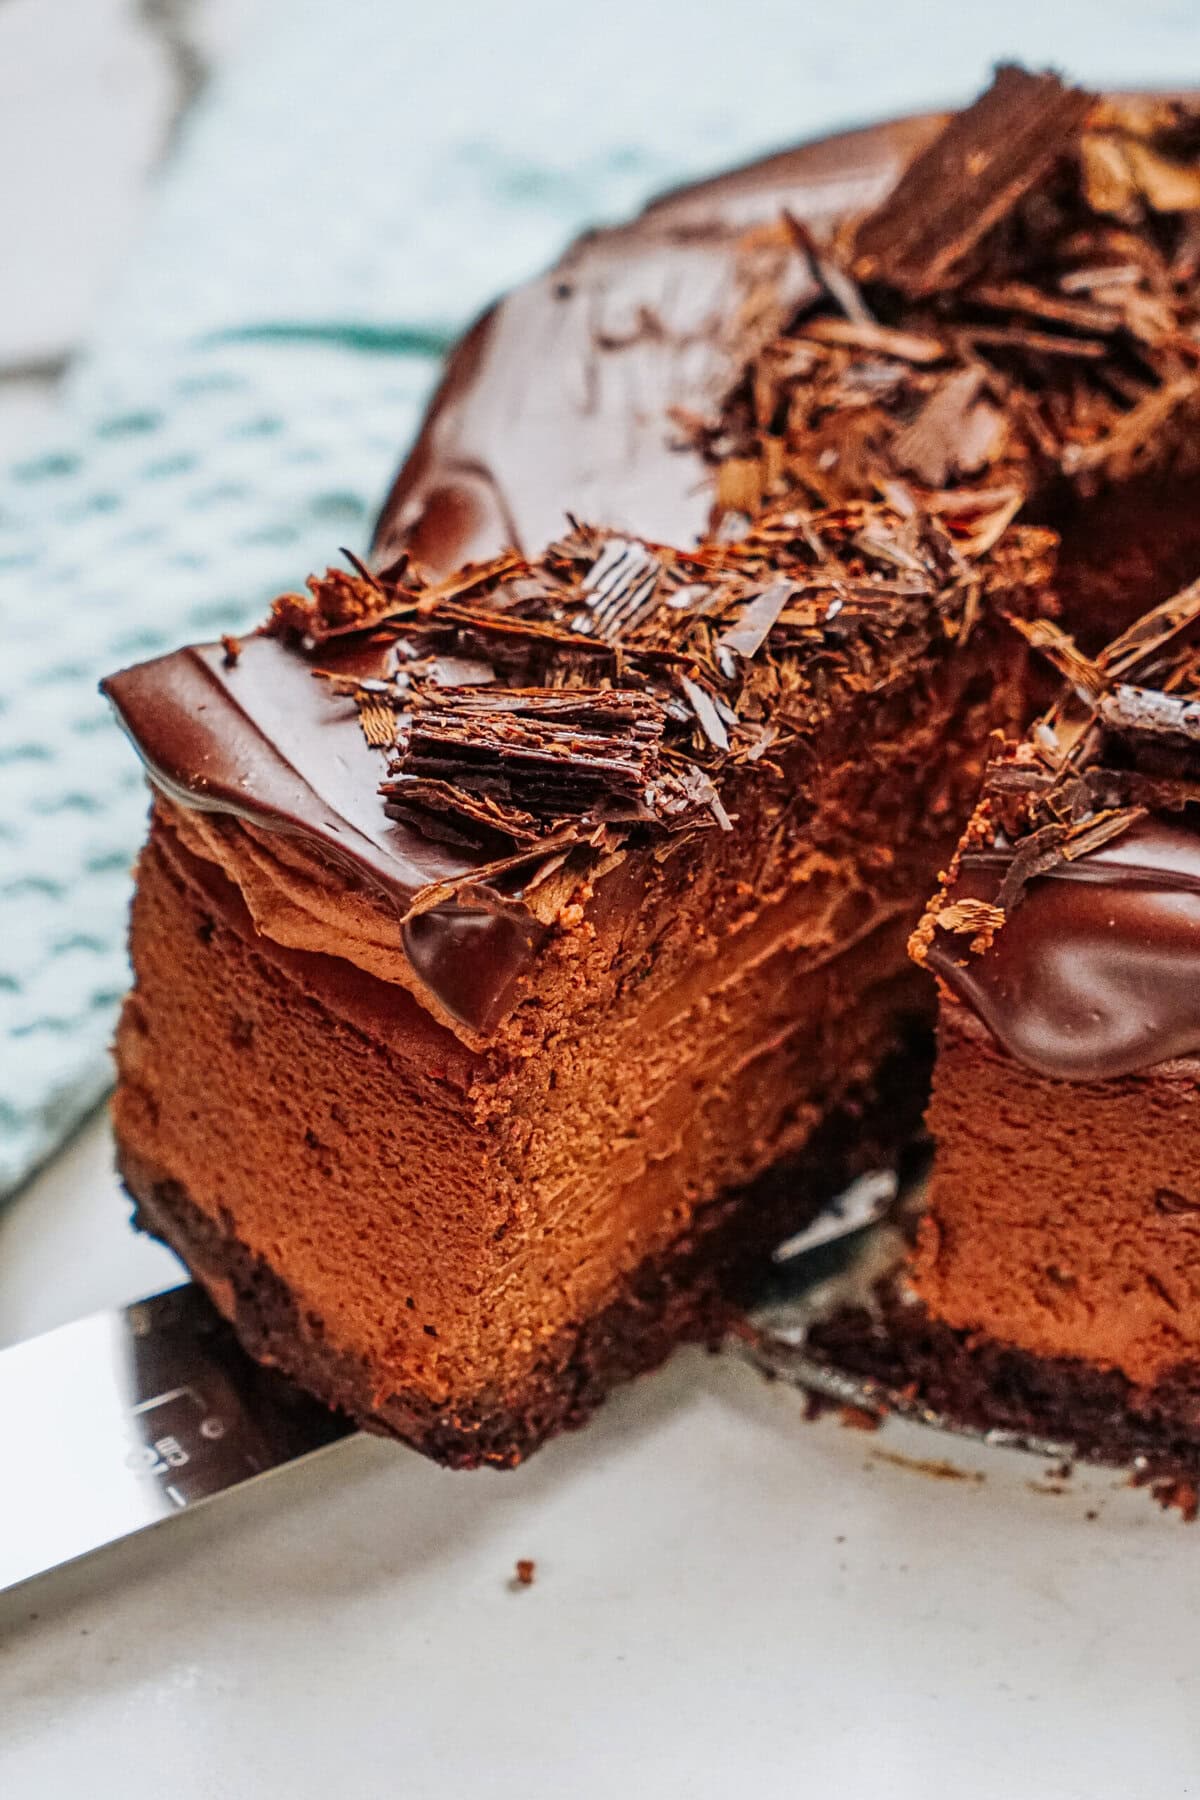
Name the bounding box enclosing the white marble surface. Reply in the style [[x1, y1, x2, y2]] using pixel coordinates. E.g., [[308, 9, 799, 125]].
[[4, 1118, 1200, 1799]]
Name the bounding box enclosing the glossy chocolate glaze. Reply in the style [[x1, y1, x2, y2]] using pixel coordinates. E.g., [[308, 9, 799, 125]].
[[372, 113, 945, 575], [926, 817, 1200, 1081], [103, 112, 944, 1033], [102, 639, 545, 1034]]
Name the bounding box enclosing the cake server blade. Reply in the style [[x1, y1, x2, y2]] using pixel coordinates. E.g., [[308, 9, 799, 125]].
[[0, 1283, 354, 1594], [734, 1161, 1079, 1463]]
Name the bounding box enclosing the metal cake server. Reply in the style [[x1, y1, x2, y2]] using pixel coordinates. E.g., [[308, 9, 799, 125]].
[[0, 1162, 1073, 1595], [0, 1284, 354, 1593], [0, 1180, 898, 1594]]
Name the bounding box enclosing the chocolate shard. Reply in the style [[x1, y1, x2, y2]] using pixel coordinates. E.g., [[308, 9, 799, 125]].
[[385, 684, 694, 838], [717, 579, 795, 660], [678, 674, 730, 751], [1099, 683, 1200, 746], [891, 367, 1005, 487], [381, 775, 543, 847], [391, 686, 668, 831], [851, 65, 1095, 296], [573, 538, 663, 642], [1057, 806, 1146, 861]]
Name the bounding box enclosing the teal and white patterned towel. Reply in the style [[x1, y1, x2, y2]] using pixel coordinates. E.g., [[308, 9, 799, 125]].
[[1, 0, 1192, 1194]]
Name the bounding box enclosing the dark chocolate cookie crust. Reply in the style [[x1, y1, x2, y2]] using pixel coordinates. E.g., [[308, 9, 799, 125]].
[[807, 1290, 1200, 1482]]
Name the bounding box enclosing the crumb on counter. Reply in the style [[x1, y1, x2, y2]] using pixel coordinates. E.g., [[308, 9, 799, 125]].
[[510, 1558, 536, 1589]]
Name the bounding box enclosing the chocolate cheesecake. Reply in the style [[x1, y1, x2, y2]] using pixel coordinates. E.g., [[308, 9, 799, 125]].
[[105, 69, 1200, 1467]]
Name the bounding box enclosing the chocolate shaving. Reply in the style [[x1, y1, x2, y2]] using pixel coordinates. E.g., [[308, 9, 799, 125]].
[[784, 212, 874, 324], [1059, 378, 1195, 476], [892, 368, 1004, 487], [382, 777, 541, 847], [395, 687, 667, 823], [1120, 137, 1200, 213], [851, 66, 1095, 296], [269, 565, 415, 642], [965, 280, 1125, 336], [678, 675, 730, 751], [935, 896, 1007, 955], [793, 317, 945, 363], [265, 486, 1046, 881], [995, 821, 1075, 913], [1058, 807, 1146, 861], [1010, 616, 1103, 698], [701, 68, 1200, 538], [1101, 576, 1200, 679], [717, 580, 794, 660], [574, 538, 662, 642], [1100, 684, 1200, 745], [956, 324, 1108, 359], [355, 700, 398, 750]]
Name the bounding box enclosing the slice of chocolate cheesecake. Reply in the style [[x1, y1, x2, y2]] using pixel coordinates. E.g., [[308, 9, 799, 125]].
[[105, 502, 1044, 1464]]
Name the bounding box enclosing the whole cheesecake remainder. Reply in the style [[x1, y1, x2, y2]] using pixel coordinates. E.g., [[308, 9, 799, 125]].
[[105, 68, 1200, 1467]]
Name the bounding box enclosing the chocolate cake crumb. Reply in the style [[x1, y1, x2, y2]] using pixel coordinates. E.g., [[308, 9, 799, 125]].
[[840, 1404, 883, 1432], [1148, 1477, 1199, 1523]]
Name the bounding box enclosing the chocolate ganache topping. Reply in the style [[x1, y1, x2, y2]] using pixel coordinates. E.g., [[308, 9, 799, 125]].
[[917, 583, 1200, 1081], [102, 636, 546, 1033], [106, 109, 949, 1037], [104, 71, 1200, 1038], [107, 492, 1043, 1032], [371, 109, 948, 577]]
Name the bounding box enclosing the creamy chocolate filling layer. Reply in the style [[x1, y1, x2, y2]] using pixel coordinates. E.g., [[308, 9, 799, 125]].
[[916, 1004, 1200, 1387], [117, 813, 923, 1408]]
